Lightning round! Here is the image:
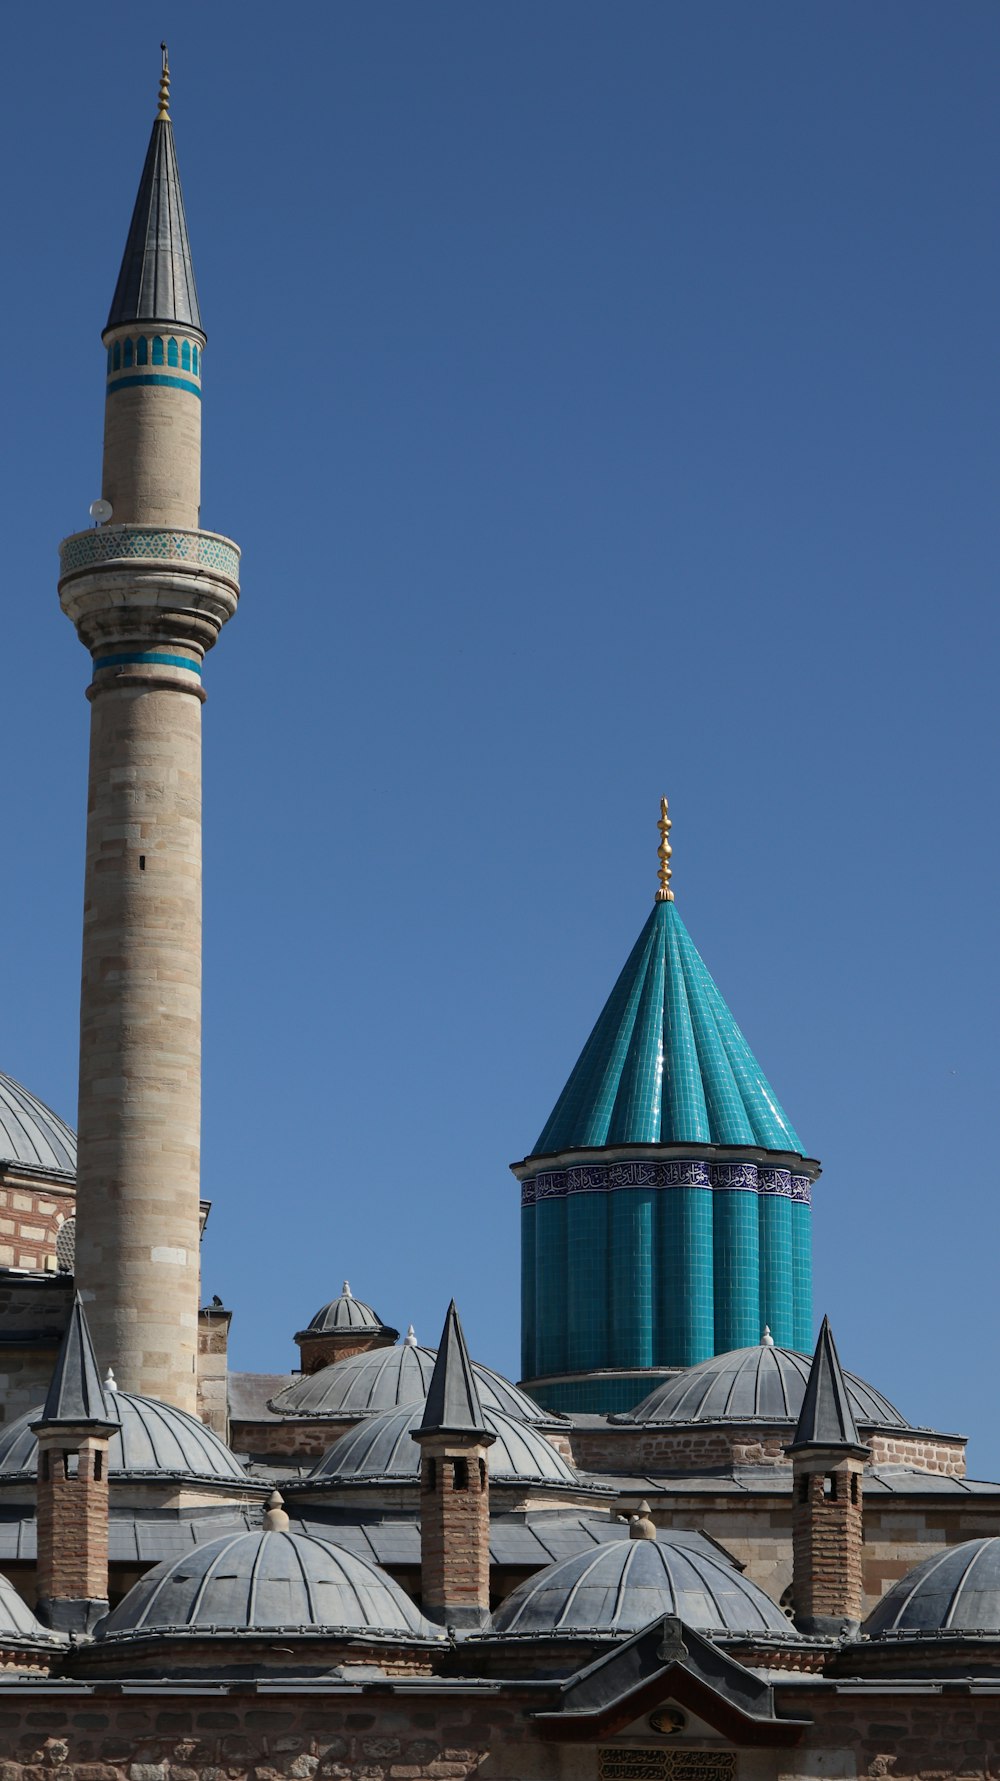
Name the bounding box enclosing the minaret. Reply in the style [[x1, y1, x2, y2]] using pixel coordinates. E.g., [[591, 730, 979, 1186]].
[[32, 1294, 119, 1633], [57, 50, 239, 1411], [514, 798, 820, 1414], [786, 1316, 869, 1636], [413, 1301, 495, 1629]]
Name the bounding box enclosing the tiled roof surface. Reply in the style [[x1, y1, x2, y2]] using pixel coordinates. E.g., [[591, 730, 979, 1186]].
[[535, 899, 803, 1155], [106, 116, 201, 332]]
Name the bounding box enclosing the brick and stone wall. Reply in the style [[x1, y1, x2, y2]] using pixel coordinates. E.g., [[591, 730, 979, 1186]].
[[566, 1421, 967, 1477], [0, 1176, 75, 1273], [0, 1685, 992, 1779]]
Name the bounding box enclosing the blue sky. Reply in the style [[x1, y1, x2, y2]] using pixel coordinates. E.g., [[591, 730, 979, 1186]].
[[2, 6, 998, 1468]]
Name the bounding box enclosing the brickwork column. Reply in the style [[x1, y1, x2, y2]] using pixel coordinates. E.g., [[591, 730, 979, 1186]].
[[33, 1424, 114, 1633], [790, 1447, 867, 1634], [413, 1435, 493, 1630]]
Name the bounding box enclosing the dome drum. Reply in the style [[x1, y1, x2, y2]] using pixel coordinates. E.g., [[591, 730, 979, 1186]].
[[294, 1284, 399, 1375], [288, 1403, 597, 1511], [269, 1340, 567, 1429]]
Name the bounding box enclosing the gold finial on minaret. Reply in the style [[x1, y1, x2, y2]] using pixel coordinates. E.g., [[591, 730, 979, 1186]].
[[655, 796, 675, 902], [157, 42, 171, 120]]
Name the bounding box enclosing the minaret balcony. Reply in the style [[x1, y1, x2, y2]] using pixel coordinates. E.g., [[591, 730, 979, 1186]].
[[58, 524, 240, 656]]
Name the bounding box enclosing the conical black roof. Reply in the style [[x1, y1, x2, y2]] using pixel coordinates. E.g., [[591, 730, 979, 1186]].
[[34, 1294, 119, 1430], [418, 1302, 490, 1439], [787, 1316, 866, 1453], [106, 115, 202, 335]]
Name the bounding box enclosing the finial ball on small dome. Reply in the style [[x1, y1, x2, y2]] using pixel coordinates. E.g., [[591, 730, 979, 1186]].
[[629, 1500, 657, 1541], [263, 1490, 290, 1532]]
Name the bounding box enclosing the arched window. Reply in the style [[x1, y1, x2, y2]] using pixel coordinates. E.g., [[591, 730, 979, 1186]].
[[107, 347, 114, 374], [192, 344, 199, 376], [123, 338, 134, 368], [181, 340, 191, 371], [167, 338, 179, 367], [136, 336, 148, 365], [152, 337, 165, 365], [112, 341, 122, 371]]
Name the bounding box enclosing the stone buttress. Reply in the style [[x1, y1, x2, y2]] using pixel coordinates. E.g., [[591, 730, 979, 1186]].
[[514, 801, 820, 1414], [57, 56, 239, 1412]]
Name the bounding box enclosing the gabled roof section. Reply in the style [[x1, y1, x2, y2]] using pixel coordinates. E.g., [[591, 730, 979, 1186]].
[[417, 1302, 490, 1439], [534, 898, 803, 1155], [35, 1293, 119, 1430], [788, 1316, 867, 1453], [106, 115, 202, 335], [530, 1615, 807, 1746]]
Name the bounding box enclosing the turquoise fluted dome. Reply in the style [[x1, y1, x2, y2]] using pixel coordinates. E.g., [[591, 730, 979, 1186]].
[[535, 898, 802, 1155]]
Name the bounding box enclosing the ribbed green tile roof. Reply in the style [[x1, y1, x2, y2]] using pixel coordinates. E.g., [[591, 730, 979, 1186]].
[[534, 898, 803, 1155]]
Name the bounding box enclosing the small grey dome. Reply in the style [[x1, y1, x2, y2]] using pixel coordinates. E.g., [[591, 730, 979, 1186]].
[[0, 1073, 75, 1177], [620, 1345, 908, 1429], [491, 1535, 794, 1639], [270, 1340, 560, 1426], [0, 1571, 52, 1644], [97, 1527, 437, 1641], [0, 1392, 246, 1486], [864, 1538, 1000, 1639], [303, 1282, 397, 1339], [306, 1402, 578, 1489]]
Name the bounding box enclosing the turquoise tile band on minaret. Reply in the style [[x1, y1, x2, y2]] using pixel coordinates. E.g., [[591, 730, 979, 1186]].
[[513, 800, 821, 1413]]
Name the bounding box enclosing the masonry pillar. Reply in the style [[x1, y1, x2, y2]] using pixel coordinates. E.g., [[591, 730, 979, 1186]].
[[31, 1293, 119, 1633], [786, 1315, 869, 1636], [412, 1301, 495, 1630]]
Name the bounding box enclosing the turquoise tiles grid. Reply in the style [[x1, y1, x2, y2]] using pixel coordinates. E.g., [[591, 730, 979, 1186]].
[[791, 1199, 813, 1352], [529, 1375, 674, 1416], [610, 1191, 654, 1368], [521, 1161, 812, 1387], [712, 1191, 760, 1352], [758, 1192, 794, 1348], [520, 1206, 536, 1383], [533, 1196, 568, 1375], [657, 1187, 715, 1365], [566, 1194, 609, 1371], [534, 900, 803, 1155]]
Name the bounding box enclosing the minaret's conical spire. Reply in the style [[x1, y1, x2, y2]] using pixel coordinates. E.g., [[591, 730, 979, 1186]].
[[788, 1316, 864, 1452], [105, 45, 202, 335], [36, 1293, 119, 1429], [419, 1301, 489, 1437]]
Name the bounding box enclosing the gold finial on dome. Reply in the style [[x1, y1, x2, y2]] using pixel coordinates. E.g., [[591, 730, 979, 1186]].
[[157, 42, 171, 120], [655, 796, 674, 902]]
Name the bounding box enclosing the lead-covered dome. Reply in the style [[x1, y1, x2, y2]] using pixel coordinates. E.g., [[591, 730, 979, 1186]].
[[270, 1339, 561, 1425], [864, 1539, 1000, 1640], [0, 1072, 75, 1177], [97, 1527, 437, 1642], [304, 1402, 578, 1489], [0, 1571, 54, 1645], [0, 1392, 246, 1485], [618, 1344, 908, 1429], [491, 1534, 793, 1639], [298, 1282, 398, 1341]]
